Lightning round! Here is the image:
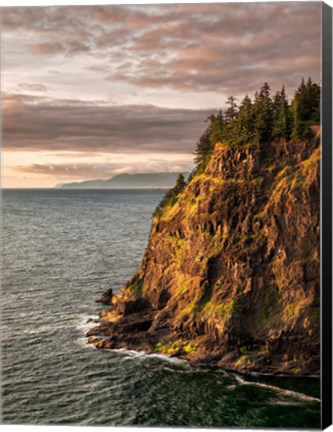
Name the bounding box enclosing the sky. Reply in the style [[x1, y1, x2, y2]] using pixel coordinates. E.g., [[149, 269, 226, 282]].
[[1, 1, 322, 188]]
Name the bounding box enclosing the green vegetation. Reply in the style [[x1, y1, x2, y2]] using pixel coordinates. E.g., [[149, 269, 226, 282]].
[[154, 339, 197, 356], [212, 300, 237, 318], [127, 278, 143, 294], [155, 78, 320, 217], [240, 344, 265, 354], [272, 85, 292, 140], [127, 283, 140, 293], [291, 77, 320, 140], [194, 111, 224, 174], [154, 173, 187, 216]]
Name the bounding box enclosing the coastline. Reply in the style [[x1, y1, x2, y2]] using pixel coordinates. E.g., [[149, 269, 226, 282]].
[[85, 322, 321, 382], [85, 307, 320, 378], [86, 137, 320, 379]]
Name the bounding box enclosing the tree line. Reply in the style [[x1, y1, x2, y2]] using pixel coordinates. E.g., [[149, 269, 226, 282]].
[[194, 77, 320, 173], [155, 77, 320, 216]]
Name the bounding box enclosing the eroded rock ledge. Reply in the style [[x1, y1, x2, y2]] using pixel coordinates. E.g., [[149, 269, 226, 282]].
[[87, 138, 320, 376]]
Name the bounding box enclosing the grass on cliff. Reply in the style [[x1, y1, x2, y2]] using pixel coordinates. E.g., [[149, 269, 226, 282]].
[[154, 339, 197, 356]]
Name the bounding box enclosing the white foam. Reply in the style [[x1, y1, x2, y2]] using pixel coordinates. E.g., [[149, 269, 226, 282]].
[[76, 315, 101, 349], [75, 336, 97, 349], [268, 401, 303, 406], [226, 384, 237, 390], [109, 348, 188, 365], [76, 315, 100, 332], [147, 352, 188, 365], [234, 374, 320, 402]]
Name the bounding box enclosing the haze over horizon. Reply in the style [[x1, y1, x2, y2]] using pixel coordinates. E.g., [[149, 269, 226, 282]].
[[2, 2, 321, 188]]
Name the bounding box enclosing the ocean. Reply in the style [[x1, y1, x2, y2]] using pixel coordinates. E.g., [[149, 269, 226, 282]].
[[1, 189, 320, 427]]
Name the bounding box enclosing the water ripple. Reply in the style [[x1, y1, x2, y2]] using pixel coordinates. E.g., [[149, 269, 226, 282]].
[[1, 189, 320, 428]]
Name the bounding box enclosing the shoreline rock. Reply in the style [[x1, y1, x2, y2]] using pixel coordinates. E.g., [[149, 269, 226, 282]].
[[95, 288, 113, 304], [85, 318, 319, 377]]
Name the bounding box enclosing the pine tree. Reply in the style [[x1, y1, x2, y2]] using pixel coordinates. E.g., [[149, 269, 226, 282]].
[[194, 119, 215, 173], [272, 86, 292, 141], [225, 96, 238, 122], [174, 173, 187, 194], [209, 110, 225, 144], [154, 78, 320, 217], [154, 174, 187, 216], [254, 82, 273, 144], [291, 77, 320, 139], [232, 95, 256, 145]]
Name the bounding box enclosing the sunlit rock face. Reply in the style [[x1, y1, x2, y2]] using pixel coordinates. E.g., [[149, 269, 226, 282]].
[[89, 136, 320, 376]]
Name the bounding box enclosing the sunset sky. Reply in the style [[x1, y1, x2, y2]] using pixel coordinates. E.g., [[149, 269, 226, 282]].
[[1, 1, 321, 188]]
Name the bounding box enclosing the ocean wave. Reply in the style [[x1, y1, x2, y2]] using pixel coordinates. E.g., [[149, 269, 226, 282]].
[[110, 348, 189, 366], [233, 374, 320, 402], [76, 315, 100, 331]]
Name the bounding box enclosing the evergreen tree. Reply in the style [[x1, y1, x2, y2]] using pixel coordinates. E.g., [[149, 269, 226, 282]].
[[272, 86, 292, 141], [225, 96, 238, 122], [194, 121, 215, 174], [306, 78, 321, 123], [209, 110, 225, 144], [174, 173, 187, 194], [254, 82, 274, 144], [187, 169, 196, 184], [193, 78, 320, 156], [291, 77, 320, 139], [231, 95, 256, 145], [155, 78, 320, 217], [154, 173, 187, 216]]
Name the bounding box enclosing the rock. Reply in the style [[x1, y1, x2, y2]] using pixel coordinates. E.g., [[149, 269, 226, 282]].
[[96, 288, 113, 304], [86, 317, 99, 324], [88, 137, 320, 376], [87, 336, 101, 345], [117, 298, 150, 315]]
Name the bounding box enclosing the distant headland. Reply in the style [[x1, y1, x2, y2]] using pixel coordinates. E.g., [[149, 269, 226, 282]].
[[56, 172, 190, 189]]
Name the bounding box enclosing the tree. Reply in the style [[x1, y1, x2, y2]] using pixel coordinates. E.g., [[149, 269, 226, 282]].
[[154, 174, 187, 216], [272, 86, 292, 141], [174, 173, 187, 194], [225, 96, 238, 122], [230, 95, 256, 145], [291, 77, 321, 139], [254, 82, 274, 144], [194, 121, 215, 174], [209, 110, 225, 144], [182, 77, 320, 192]]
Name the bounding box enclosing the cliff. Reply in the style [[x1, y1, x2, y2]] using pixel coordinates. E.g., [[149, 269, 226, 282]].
[[87, 136, 320, 376]]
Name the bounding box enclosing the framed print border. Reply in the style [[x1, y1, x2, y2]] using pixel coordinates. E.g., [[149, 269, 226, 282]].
[[322, 2, 333, 429]]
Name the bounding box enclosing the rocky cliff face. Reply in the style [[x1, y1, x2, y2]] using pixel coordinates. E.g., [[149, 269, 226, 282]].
[[88, 137, 320, 376]]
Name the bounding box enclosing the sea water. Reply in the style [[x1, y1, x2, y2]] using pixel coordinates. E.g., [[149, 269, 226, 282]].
[[1, 189, 320, 427]]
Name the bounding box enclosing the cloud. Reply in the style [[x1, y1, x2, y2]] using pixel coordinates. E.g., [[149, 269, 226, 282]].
[[17, 83, 48, 92], [1, 3, 322, 189], [2, 93, 212, 154], [107, 3, 321, 94], [47, 152, 103, 158], [2, 2, 321, 95], [27, 41, 66, 55], [13, 162, 121, 178], [13, 159, 194, 180]]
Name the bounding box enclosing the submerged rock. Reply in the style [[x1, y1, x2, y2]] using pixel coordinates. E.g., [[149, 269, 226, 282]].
[[90, 137, 320, 376], [86, 317, 100, 324]]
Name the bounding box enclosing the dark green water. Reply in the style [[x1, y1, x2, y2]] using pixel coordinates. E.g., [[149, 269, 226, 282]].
[[1, 189, 321, 427]]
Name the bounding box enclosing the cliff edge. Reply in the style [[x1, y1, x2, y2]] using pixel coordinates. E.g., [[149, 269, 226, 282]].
[[87, 137, 320, 376]]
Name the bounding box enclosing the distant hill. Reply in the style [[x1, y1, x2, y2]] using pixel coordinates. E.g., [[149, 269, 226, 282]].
[[56, 172, 190, 189]]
